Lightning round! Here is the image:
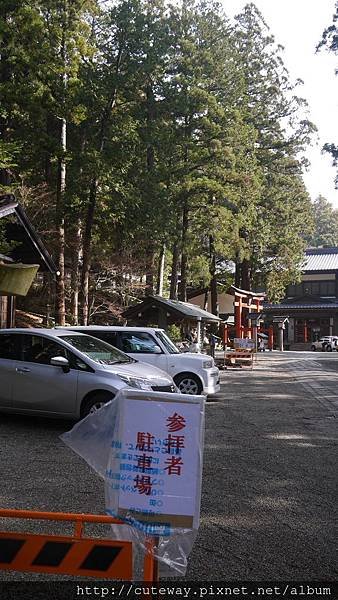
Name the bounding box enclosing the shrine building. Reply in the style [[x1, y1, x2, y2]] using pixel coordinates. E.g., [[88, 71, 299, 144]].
[[263, 247, 338, 344]]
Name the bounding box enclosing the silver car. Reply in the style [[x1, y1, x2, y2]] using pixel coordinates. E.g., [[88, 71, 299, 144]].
[[0, 329, 176, 419]]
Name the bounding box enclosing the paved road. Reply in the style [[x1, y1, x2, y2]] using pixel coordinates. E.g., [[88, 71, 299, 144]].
[[190, 351, 337, 580], [0, 351, 337, 582]]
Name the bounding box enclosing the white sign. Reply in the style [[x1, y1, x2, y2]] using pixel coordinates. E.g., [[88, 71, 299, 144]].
[[234, 337, 254, 349], [106, 391, 204, 536]]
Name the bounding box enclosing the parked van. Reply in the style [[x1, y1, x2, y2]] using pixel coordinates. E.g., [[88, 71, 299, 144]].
[[61, 326, 221, 395]]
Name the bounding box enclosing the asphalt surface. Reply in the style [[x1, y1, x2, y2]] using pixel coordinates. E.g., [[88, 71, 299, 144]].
[[0, 351, 337, 583]]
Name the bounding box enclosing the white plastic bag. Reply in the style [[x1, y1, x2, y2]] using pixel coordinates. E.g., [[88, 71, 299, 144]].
[[61, 389, 205, 576]]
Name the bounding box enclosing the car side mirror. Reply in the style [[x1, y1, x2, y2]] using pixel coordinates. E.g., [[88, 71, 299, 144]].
[[152, 346, 162, 354], [50, 356, 70, 373]]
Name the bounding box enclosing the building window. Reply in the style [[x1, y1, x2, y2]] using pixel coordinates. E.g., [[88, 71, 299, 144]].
[[287, 280, 336, 298]]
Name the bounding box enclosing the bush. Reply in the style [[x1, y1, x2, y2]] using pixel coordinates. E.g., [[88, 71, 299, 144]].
[[166, 324, 182, 342]]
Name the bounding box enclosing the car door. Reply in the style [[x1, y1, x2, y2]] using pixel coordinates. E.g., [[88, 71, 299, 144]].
[[118, 331, 168, 371], [12, 334, 79, 415], [0, 333, 20, 408]]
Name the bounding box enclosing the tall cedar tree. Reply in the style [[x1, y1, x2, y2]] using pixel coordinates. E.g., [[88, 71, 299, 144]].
[[233, 3, 315, 300], [317, 1, 338, 188], [0, 0, 318, 320]]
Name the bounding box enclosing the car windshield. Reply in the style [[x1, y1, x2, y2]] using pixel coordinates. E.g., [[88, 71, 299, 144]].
[[155, 331, 179, 354], [59, 334, 134, 365]]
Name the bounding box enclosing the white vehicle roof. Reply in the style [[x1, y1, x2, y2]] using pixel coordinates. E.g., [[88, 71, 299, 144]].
[[57, 325, 165, 333], [0, 328, 173, 383], [0, 328, 91, 337]]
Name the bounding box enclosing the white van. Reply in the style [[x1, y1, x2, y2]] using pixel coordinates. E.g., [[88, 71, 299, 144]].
[[62, 326, 221, 395]]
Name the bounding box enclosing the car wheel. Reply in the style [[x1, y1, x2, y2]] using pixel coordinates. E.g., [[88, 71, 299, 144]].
[[80, 391, 114, 419], [174, 373, 203, 395], [326, 345, 333, 352], [310, 345, 316, 351]]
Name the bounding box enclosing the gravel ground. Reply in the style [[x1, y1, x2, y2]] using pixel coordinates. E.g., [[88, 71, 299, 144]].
[[0, 351, 337, 583]]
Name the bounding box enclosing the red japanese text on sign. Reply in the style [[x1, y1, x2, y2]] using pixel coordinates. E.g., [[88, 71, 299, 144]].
[[136, 432, 155, 452], [134, 475, 152, 495], [164, 456, 184, 475], [165, 434, 185, 454], [166, 412, 186, 432], [136, 454, 152, 472]]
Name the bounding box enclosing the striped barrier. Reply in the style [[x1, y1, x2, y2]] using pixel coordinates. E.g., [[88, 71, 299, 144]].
[[0, 509, 157, 581]]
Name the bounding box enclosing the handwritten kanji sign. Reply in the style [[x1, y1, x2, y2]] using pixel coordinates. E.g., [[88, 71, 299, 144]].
[[106, 391, 204, 536], [234, 337, 255, 349]]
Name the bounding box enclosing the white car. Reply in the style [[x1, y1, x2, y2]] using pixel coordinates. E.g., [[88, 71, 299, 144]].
[[311, 336, 338, 352], [0, 329, 176, 420], [60, 326, 221, 395]]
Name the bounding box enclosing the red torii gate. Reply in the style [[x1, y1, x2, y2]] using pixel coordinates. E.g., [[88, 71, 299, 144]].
[[222, 286, 274, 350], [230, 285, 265, 338]]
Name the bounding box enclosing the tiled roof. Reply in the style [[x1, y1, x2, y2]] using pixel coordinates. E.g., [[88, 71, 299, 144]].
[[304, 248, 338, 271], [123, 295, 221, 322], [264, 302, 338, 310], [152, 296, 221, 321]]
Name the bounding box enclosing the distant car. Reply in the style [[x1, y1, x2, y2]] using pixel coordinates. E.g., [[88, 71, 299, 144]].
[[0, 329, 177, 420], [57, 326, 221, 395], [323, 337, 338, 352], [310, 336, 338, 352]]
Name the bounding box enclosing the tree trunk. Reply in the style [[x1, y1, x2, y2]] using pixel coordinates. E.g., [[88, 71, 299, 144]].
[[44, 114, 54, 186], [203, 288, 209, 311], [178, 200, 189, 302], [241, 259, 251, 291], [144, 80, 156, 296], [81, 179, 96, 325], [0, 9, 11, 188], [55, 105, 67, 325], [209, 235, 218, 315], [170, 240, 180, 300], [178, 113, 190, 303], [156, 243, 166, 296], [235, 253, 241, 288], [145, 246, 155, 296], [70, 221, 82, 324], [80, 47, 122, 324], [70, 135, 85, 324], [54, 6, 68, 325]]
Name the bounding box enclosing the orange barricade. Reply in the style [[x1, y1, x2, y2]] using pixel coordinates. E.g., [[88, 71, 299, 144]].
[[0, 509, 158, 581], [224, 348, 254, 369]]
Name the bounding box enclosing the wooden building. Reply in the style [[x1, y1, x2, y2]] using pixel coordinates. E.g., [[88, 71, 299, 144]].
[[263, 248, 338, 344], [123, 295, 221, 331], [0, 194, 57, 328]]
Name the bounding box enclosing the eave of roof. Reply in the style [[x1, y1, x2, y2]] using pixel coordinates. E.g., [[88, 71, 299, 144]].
[[264, 302, 338, 310], [0, 253, 14, 263], [0, 194, 57, 276], [124, 295, 221, 322]]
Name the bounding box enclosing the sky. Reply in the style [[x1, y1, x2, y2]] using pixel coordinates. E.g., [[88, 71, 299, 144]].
[[223, 0, 338, 208]]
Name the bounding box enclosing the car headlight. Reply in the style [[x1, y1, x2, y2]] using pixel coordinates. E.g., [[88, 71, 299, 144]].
[[118, 375, 153, 390], [202, 360, 214, 369]]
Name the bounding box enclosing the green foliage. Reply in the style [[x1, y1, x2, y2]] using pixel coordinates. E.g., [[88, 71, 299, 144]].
[[317, 2, 338, 187], [0, 0, 320, 317], [166, 324, 182, 342], [317, 2, 338, 54], [306, 195, 338, 247], [230, 3, 315, 300]]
